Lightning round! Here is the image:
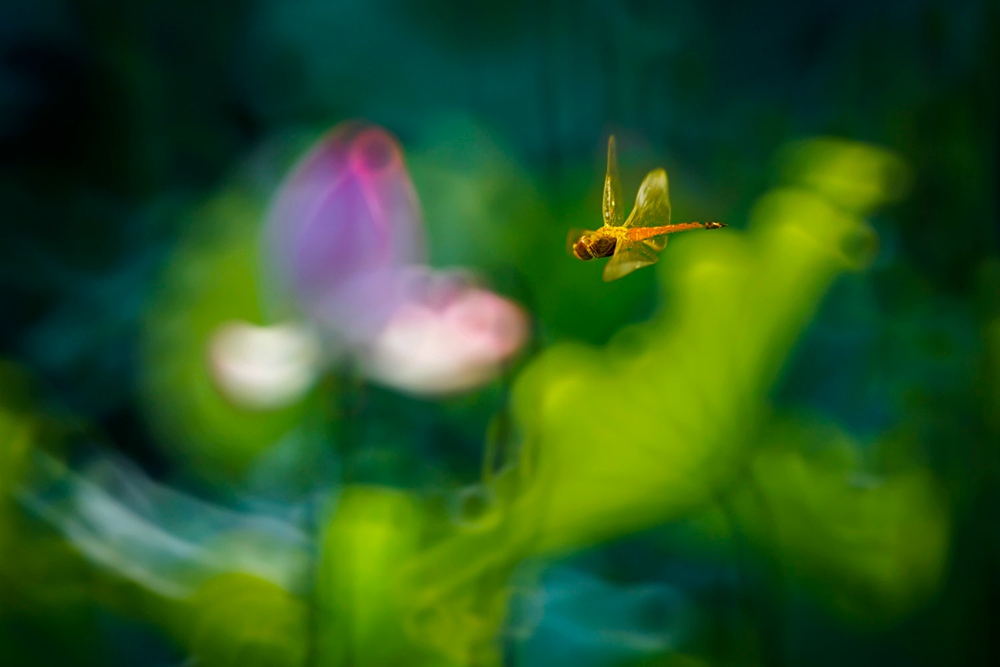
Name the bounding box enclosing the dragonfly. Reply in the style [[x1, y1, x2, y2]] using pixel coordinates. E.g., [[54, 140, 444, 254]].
[[570, 136, 726, 281]]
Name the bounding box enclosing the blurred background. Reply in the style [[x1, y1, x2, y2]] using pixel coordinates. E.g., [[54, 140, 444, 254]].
[[1, 0, 998, 666]]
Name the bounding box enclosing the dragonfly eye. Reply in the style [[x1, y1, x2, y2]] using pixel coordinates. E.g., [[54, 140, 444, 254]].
[[573, 238, 594, 260]]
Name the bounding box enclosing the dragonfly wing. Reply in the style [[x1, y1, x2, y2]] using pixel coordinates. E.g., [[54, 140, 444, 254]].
[[603, 136, 624, 227], [602, 241, 661, 281], [644, 235, 668, 252], [624, 168, 671, 228]]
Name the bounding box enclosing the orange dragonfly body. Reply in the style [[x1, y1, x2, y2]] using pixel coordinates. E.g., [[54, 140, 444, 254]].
[[570, 136, 726, 281]]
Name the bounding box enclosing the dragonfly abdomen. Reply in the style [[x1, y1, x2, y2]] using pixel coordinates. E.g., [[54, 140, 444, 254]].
[[627, 221, 726, 242]]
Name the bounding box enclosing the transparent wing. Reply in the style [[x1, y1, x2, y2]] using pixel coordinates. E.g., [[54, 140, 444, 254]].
[[624, 168, 671, 229], [644, 236, 667, 252], [602, 240, 662, 281], [603, 136, 624, 228]]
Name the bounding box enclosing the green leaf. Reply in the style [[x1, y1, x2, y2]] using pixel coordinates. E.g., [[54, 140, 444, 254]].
[[731, 419, 949, 621], [175, 573, 307, 667]]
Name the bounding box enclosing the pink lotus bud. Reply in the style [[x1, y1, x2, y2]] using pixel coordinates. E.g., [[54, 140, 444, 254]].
[[265, 121, 529, 396], [266, 122, 426, 344]]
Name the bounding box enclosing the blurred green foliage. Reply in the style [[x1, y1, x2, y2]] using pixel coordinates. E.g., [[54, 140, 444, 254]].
[[318, 488, 430, 665], [732, 416, 948, 619], [175, 573, 307, 667], [139, 185, 325, 480]]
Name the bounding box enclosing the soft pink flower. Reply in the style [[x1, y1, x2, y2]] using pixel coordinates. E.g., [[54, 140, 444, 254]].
[[262, 121, 529, 397], [361, 272, 528, 395], [266, 122, 425, 344]]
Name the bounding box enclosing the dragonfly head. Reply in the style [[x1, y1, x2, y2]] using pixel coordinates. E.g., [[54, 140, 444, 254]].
[[571, 231, 617, 261], [572, 236, 594, 260]]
